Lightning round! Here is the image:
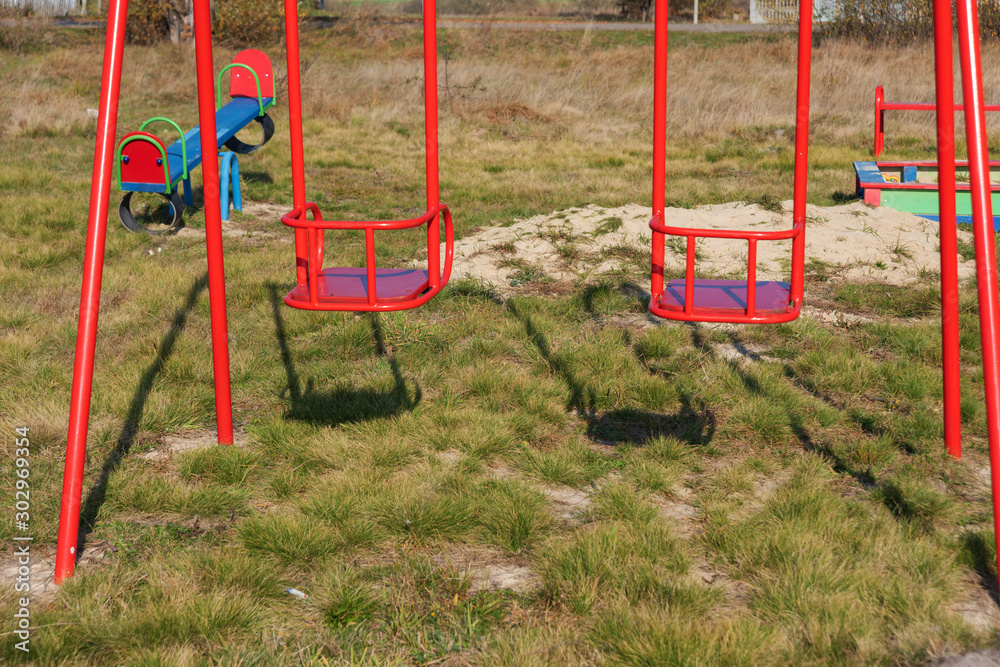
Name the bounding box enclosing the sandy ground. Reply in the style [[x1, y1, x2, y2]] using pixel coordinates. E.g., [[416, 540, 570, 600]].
[[445, 201, 976, 292]]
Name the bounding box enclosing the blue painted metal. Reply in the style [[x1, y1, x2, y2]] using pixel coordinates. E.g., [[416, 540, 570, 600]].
[[903, 165, 918, 183], [854, 160, 886, 184], [220, 151, 242, 221], [125, 97, 274, 194], [164, 97, 273, 186]]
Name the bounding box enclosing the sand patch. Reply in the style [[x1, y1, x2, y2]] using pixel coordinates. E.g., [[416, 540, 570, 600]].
[[444, 201, 975, 293], [541, 485, 592, 521], [139, 429, 248, 461], [0, 539, 114, 605]]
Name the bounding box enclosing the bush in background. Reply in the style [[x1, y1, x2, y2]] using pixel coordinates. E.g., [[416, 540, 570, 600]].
[[124, 0, 172, 44], [826, 0, 1000, 46], [124, 0, 282, 47], [826, 0, 933, 46], [213, 0, 284, 47], [0, 7, 48, 53]]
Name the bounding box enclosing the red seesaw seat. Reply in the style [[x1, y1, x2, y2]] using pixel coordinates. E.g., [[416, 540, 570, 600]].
[[281, 202, 454, 312], [648, 215, 803, 324]]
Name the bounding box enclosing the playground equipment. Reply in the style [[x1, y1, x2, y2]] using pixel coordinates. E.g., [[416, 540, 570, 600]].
[[278, 0, 453, 311], [645, 0, 811, 324], [854, 158, 1000, 229], [55, 0, 452, 583], [644, 0, 1000, 593], [115, 49, 274, 234], [220, 152, 242, 222], [858, 86, 1000, 229]]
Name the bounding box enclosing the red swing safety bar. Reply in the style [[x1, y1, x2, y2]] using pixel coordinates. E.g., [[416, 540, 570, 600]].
[[279, 0, 453, 312], [648, 217, 804, 323], [647, 0, 812, 325], [281, 203, 454, 311]]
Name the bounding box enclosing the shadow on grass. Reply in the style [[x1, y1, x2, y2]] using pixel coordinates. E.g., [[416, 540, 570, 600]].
[[267, 285, 420, 426], [506, 300, 715, 448], [76, 273, 209, 554]]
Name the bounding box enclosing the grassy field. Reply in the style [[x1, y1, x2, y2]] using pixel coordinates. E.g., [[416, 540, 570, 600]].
[[3, 20, 1000, 665]]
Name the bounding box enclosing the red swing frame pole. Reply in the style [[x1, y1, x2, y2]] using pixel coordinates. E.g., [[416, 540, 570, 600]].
[[192, 0, 234, 446], [54, 0, 130, 585], [424, 0, 441, 289], [283, 0, 309, 287], [788, 0, 812, 311], [934, 0, 962, 459], [955, 0, 1000, 593], [649, 0, 668, 301]]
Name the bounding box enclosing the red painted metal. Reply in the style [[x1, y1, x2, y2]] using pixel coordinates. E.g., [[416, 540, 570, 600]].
[[282, 204, 455, 312], [424, 0, 441, 289], [280, 0, 452, 311], [117, 132, 169, 186], [874, 85, 1000, 157], [230, 49, 274, 100], [875, 84, 885, 158], [193, 0, 234, 445], [55, 0, 129, 585], [859, 181, 1000, 192], [649, 0, 668, 301], [955, 0, 1000, 597], [283, 0, 308, 287], [934, 0, 962, 459], [650, 214, 802, 323], [647, 0, 811, 324]]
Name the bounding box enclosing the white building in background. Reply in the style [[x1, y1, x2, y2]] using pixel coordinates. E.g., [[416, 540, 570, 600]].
[[750, 0, 837, 23]]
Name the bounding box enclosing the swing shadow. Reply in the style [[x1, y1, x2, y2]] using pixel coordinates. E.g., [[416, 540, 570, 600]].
[[506, 300, 715, 449], [75, 273, 209, 554], [267, 285, 421, 426]]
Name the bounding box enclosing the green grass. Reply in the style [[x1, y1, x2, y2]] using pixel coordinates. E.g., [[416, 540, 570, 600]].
[[3, 24, 1000, 666]]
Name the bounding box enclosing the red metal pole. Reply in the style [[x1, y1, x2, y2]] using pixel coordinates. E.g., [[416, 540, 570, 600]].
[[54, 0, 129, 584], [424, 0, 441, 288], [875, 84, 885, 157], [193, 0, 234, 446], [789, 0, 813, 309], [650, 0, 668, 302], [934, 0, 962, 458], [284, 0, 309, 286], [956, 0, 1000, 595]]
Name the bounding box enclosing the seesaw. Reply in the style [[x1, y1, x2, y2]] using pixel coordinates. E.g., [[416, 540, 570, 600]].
[[115, 49, 275, 234]]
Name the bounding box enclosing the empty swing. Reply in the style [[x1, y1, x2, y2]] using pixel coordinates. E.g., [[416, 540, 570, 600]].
[[647, 0, 813, 324], [279, 0, 453, 312]]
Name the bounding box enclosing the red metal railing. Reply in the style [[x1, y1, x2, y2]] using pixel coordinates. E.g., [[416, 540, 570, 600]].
[[648, 216, 803, 323], [281, 203, 454, 311], [647, 0, 811, 324], [874, 84, 1000, 158]]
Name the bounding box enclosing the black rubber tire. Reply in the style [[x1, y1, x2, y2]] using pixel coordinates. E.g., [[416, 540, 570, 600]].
[[118, 190, 185, 235], [223, 113, 275, 154]]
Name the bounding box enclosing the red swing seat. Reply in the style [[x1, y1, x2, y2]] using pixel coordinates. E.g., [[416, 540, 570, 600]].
[[278, 0, 452, 313], [645, 0, 812, 325], [282, 203, 454, 312], [648, 216, 803, 324]]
